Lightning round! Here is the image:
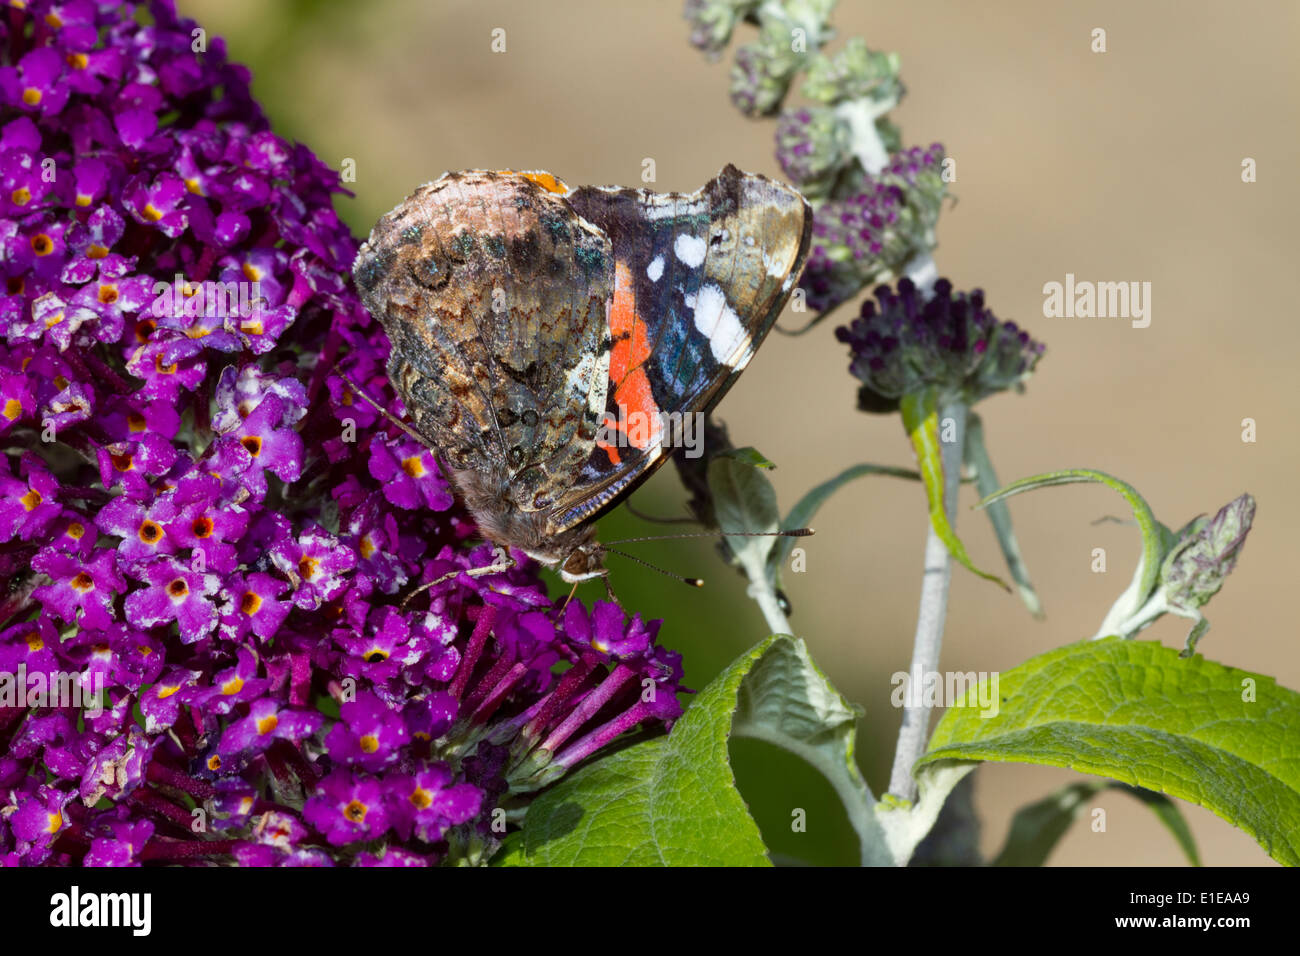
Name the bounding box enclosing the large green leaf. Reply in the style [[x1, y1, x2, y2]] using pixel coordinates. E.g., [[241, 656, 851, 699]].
[[501, 636, 894, 866], [918, 638, 1300, 866], [731, 637, 893, 865], [501, 639, 780, 865], [993, 780, 1200, 866], [900, 389, 1006, 589]]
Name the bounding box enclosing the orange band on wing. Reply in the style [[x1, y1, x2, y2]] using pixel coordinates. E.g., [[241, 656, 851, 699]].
[[607, 261, 661, 450]]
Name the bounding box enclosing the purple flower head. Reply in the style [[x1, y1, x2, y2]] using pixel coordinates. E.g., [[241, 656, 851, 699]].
[[388, 762, 482, 843], [835, 277, 1045, 410], [0, 0, 685, 868], [303, 770, 389, 846], [800, 144, 947, 314], [367, 435, 455, 511], [122, 555, 221, 643], [324, 689, 409, 772]]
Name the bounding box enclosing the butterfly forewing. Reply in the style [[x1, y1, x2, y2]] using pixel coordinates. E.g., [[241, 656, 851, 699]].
[[550, 165, 812, 532]]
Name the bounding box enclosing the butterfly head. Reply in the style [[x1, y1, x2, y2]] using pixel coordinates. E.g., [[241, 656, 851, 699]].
[[522, 525, 607, 584]]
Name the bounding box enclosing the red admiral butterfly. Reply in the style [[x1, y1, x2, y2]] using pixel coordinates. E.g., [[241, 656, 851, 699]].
[[352, 166, 811, 588]]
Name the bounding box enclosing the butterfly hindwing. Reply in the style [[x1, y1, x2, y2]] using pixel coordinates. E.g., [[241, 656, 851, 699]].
[[354, 171, 614, 515]]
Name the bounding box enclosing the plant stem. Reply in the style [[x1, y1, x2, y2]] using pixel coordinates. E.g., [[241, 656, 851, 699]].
[[736, 547, 794, 636], [887, 400, 967, 802]]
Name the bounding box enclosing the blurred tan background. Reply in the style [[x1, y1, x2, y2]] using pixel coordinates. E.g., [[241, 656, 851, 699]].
[[182, 0, 1299, 866]]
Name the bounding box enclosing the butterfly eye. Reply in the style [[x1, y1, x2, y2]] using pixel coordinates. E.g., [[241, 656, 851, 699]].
[[563, 550, 590, 575]]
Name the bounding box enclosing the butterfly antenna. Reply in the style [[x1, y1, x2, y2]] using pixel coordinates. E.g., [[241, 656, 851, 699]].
[[600, 547, 704, 588], [336, 366, 428, 446], [601, 528, 815, 546]]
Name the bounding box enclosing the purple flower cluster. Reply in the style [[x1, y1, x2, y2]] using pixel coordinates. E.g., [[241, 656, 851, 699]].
[[0, 0, 683, 867], [801, 144, 947, 314], [835, 277, 1045, 411]]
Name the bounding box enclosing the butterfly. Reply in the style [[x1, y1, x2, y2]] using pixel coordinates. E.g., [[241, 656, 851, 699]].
[[352, 165, 811, 589]]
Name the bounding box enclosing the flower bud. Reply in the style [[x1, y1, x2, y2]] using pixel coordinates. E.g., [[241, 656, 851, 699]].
[[1162, 494, 1256, 612]]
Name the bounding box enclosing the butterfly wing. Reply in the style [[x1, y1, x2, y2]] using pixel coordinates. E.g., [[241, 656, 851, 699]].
[[546, 164, 812, 532], [354, 171, 615, 516]]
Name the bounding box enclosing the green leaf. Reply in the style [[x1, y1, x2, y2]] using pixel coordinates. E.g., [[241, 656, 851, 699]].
[[719, 446, 777, 469], [1118, 783, 1202, 866], [767, 462, 921, 587], [975, 468, 1177, 633], [964, 413, 1042, 616], [503, 638, 784, 866], [875, 761, 977, 865], [900, 390, 1007, 589], [993, 780, 1201, 866], [918, 638, 1300, 866], [730, 636, 894, 866], [708, 452, 780, 570]]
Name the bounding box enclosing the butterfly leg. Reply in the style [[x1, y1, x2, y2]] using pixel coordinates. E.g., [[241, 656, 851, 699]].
[[336, 366, 430, 447], [399, 554, 517, 610], [556, 579, 582, 619]]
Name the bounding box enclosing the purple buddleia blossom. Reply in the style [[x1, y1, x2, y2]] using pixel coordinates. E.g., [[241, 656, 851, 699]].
[[0, 0, 685, 868], [836, 277, 1045, 409]]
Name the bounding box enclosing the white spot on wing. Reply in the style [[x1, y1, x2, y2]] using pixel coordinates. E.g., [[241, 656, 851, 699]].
[[674, 233, 706, 268], [692, 284, 750, 367], [647, 255, 664, 282]]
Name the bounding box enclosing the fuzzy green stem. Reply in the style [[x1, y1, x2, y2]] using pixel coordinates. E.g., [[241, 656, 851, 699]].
[[887, 400, 967, 802]]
